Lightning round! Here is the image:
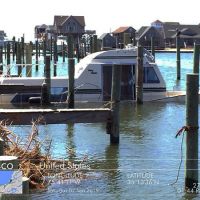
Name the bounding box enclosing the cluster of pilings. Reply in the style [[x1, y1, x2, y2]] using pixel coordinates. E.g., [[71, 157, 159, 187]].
[[0, 34, 99, 77]]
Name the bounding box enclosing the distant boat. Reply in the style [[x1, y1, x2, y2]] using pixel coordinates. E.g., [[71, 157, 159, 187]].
[[0, 47, 167, 104]]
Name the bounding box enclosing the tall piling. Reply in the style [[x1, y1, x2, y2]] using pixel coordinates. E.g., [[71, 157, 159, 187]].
[[39, 43, 41, 57], [50, 36, 53, 60], [151, 36, 155, 57], [0, 46, 3, 73], [35, 40, 39, 71], [110, 65, 121, 144], [41, 56, 51, 105], [176, 32, 181, 80], [12, 36, 16, 61], [21, 36, 25, 64], [43, 40, 46, 64], [136, 46, 143, 104], [193, 43, 200, 74], [185, 74, 199, 191], [92, 35, 98, 53], [4, 43, 7, 60], [67, 35, 73, 59], [53, 38, 58, 77], [62, 42, 65, 63], [68, 58, 75, 108], [6, 43, 10, 76], [25, 44, 32, 77], [17, 43, 22, 77]]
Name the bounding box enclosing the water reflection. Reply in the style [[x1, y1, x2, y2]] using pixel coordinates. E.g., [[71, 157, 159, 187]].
[[65, 123, 76, 159]]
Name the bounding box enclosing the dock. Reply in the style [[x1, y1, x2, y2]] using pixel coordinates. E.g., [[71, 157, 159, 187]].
[[0, 108, 111, 125]]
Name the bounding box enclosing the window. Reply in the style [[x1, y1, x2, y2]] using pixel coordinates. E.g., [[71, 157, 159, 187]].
[[143, 67, 160, 83]]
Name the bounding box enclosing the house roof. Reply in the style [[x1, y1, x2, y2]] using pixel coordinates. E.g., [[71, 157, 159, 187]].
[[54, 15, 85, 27], [152, 20, 163, 24], [99, 33, 109, 40], [163, 23, 200, 38], [112, 26, 136, 34], [99, 33, 115, 40], [136, 26, 148, 39], [137, 26, 164, 40]]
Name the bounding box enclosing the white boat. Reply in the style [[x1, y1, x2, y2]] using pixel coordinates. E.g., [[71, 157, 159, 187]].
[[0, 47, 167, 104]]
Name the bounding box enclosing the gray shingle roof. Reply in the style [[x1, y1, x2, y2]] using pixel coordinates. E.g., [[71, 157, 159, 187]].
[[54, 15, 85, 27]]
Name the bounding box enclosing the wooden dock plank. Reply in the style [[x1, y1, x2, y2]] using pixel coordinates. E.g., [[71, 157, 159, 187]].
[[0, 108, 111, 125]]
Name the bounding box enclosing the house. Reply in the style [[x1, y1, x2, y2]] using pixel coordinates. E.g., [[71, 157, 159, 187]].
[[112, 26, 136, 48], [137, 20, 200, 49], [99, 33, 116, 49], [34, 24, 56, 40], [136, 26, 165, 49], [53, 15, 85, 39]]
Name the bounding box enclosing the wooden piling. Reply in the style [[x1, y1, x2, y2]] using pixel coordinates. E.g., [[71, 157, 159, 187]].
[[25, 44, 32, 77], [176, 34, 181, 80], [76, 39, 80, 62], [21, 36, 25, 64], [35, 40, 39, 71], [151, 36, 155, 57], [4, 43, 7, 60], [62, 42, 65, 62], [6, 43, 10, 76], [136, 46, 143, 104], [41, 56, 51, 105], [17, 43, 22, 77], [110, 65, 121, 144], [0, 47, 3, 73], [39, 43, 41, 57], [92, 35, 98, 53], [50, 36, 53, 60], [12, 36, 16, 61], [68, 58, 75, 108], [67, 35, 73, 58], [193, 43, 200, 74], [43, 40, 46, 64], [185, 74, 199, 191], [90, 36, 93, 53], [53, 39, 57, 77], [0, 138, 4, 156]]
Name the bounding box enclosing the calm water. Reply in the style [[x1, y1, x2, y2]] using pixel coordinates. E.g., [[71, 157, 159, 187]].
[[155, 52, 194, 91], [6, 102, 200, 200], [2, 52, 200, 200]]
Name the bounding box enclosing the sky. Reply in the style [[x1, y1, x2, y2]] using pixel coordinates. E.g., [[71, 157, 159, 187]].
[[0, 0, 199, 42]]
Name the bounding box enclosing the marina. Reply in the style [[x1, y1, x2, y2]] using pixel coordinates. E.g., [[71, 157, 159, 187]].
[[0, 48, 199, 200], [0, 12, 200, 200]]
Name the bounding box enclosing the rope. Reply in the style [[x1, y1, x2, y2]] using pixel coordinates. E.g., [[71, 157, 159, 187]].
[[170, 125, 198, 186], [170, 131, 185, 186], [175, 126, 199, 138]]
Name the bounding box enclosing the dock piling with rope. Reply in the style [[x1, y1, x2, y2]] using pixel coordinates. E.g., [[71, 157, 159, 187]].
[[185, 73, 199, 191]]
